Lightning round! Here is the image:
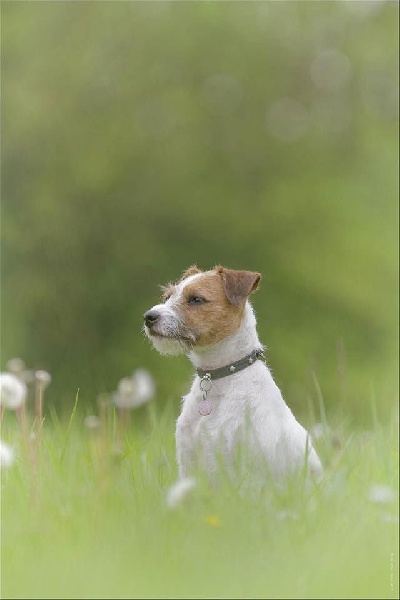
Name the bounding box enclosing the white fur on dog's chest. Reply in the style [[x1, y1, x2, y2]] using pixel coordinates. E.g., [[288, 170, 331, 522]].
[[183, 374, 250, 435], [177, 361, 284, 475], [176, 357, 322, 482]]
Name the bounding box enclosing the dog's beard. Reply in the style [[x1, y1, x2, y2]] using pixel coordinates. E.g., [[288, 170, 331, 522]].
[[149, 336, 188, 356], [144, 325, 195, 356]]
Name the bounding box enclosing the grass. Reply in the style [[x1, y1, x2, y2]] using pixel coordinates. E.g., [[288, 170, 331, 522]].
[[1, 395, 399, 599]]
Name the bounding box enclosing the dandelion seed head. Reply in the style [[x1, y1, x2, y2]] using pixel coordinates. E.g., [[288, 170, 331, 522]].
[[166, 477, 196, 509], [0, 373, 27, 410], [381, 513, 399, 524], [118, 377, 135, 396], [84, 415, 101, 430], [35, 370, 51, 388], [0, 440, 15, 469], [113, 370, 155, 409], [6, 358, 26, 374], [368, 484, 396, 504], [113, 377, 136, 408], [132, 368, 155, 406], [310, 423, 325, 440], [276, 510, 299, 521]]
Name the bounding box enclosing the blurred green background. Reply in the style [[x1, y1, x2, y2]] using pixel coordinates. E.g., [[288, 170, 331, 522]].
[[1, 0, 398, 423]]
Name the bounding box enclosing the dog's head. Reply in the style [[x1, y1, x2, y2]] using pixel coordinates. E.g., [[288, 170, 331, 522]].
[[143, 265, 261, 355]]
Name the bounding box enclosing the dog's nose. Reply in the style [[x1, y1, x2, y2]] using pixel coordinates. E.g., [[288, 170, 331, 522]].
[[144, 310, 161, 327]]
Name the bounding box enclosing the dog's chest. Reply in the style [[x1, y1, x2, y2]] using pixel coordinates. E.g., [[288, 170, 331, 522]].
[[180, 375, 254, 442]]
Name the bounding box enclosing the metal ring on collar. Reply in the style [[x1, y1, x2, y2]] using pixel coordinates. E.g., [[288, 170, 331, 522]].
[[200, 378, 212, 392]]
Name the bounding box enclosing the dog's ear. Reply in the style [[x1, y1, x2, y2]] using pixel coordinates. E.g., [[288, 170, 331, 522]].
[[216, 266, 261, 306], [179, 265, 202, 282]]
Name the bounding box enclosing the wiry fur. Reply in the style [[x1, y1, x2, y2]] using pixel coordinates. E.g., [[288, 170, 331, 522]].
[[144, 266, 322, 488]]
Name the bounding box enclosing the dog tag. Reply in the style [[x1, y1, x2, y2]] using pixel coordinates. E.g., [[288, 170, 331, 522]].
[[198, 399, 212, 416]]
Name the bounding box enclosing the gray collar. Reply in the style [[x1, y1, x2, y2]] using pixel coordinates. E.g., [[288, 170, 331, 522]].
[[195, 348, 264, 381]]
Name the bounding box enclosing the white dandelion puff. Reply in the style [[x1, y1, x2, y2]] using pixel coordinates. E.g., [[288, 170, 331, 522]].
[[113, 377, 136, 408], [368, 484, 396, 504], [276, 510, 299, 521], [381, 513, 399, 524], [132, 368, 155, 406], [84, 415, 101, 430], [0, 440, 15, 469], [6, 358, 26, 374], [166, 477, 197, 509], [310, 422, 341, 450], [35, 370, 52, 388], [309, 422, 328, 441], [112, 370, 155, 409], [34, 369, 51, 425], [0, 373, 27, 410]]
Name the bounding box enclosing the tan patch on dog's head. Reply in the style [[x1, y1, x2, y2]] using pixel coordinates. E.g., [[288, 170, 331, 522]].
[[159, 266, 202, 302], [175, 266, 261, 346]]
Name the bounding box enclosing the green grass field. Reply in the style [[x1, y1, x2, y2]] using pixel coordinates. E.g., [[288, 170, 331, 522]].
[[1, 394, 398, 599]]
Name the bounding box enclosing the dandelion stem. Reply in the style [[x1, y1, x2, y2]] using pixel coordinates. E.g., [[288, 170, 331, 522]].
[[35, 380, 44, 426], [16, 404, 30, 463]]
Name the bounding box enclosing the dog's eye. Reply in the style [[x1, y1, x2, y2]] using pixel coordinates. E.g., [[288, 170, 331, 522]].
[[187, 295, 207, 305]]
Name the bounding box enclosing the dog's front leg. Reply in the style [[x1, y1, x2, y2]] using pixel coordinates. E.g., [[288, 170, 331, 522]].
[[176, 414, 197, 479]]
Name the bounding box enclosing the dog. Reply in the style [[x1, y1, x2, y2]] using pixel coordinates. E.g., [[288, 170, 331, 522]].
[[144, 265, 322, 488]]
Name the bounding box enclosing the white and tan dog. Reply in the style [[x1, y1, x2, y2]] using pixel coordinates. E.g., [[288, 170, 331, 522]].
[[144, 265, 322, 487]]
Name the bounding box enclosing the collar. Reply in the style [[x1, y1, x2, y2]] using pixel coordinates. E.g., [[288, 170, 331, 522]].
[[195, 348, 264, 381]]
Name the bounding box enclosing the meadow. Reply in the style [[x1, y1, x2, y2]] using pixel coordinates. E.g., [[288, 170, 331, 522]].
[[1, 2, 398, 598], [1, 387, 398, 599]]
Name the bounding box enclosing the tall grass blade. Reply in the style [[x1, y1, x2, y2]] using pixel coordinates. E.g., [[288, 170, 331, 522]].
[[59, 388, 79, 465]]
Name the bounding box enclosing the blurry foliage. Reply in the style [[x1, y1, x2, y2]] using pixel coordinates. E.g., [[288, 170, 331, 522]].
[[1, 1, 398, 422]]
